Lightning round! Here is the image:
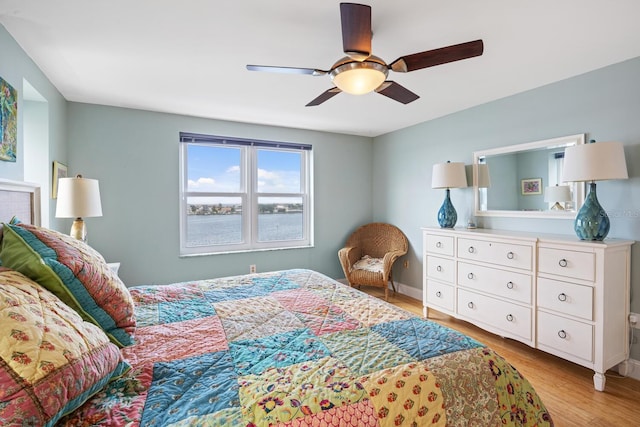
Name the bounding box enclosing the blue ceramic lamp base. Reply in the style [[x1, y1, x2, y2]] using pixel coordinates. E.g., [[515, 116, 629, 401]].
[[574, 182, 610, 241], [437, 189, 458, 228]]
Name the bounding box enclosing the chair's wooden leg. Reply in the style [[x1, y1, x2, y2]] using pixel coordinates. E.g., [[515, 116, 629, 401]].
[[390, 270, 397, 294]]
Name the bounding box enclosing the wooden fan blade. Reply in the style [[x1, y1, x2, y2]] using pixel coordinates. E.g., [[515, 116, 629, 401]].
[[306, 88, 341, 107], [340, 3, 371, 61], [389, 39, 484, 73], [375, 81, 419, 104], [247, 65, 327, 76]]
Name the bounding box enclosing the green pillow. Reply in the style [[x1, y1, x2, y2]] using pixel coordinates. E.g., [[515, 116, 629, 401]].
[[0, 222, 136, 347]]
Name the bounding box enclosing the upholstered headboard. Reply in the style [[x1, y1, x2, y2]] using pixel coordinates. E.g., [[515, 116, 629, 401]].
[[0, 179, 41, 226]]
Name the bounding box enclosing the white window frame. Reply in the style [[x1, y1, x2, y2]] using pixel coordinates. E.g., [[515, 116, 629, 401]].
[[179, 133, 313, 256]]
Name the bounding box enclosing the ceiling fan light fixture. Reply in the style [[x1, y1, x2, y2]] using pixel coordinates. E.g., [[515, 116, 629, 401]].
[[248, 4, 484, 106], [330, 61, 388, 95]]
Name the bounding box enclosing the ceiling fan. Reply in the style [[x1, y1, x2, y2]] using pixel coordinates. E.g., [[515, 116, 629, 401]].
[[247, 3, 484, 107]]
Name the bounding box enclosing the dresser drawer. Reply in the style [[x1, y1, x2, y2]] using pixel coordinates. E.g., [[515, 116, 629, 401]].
[[457, 289, 531, 341], [425, 280, 454, 312], [458, 238, 532, 271], [458, 262, 532, 304], [538, 247, 595, 282], [426, 256, 455, 283], [537, 311, 593, 362], [425, 234, 454, 257], [537, 277, 593, 320]]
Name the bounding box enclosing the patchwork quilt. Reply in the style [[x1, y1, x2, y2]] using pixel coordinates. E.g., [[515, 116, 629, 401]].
[[61, 269, 552, 426]]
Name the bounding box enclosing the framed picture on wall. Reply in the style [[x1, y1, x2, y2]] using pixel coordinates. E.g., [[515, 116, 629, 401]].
[[52, 161, 67, 199], [0, 76, 18, 162], [521, 178, 542, 195]]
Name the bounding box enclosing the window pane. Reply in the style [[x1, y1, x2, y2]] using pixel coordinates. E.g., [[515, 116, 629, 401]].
[[187, 144, 241, 193], [258, 197, 303, 242], [186, 197, 242, 246], [257, 149, 301, 193], [180, 135, 311, 255]]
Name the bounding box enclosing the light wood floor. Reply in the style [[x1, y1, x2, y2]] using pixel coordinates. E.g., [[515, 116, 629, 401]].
[[360, 286, 640, 427]]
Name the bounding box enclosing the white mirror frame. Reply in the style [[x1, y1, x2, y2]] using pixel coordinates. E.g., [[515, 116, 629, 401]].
[[473, 134, 586, 219]]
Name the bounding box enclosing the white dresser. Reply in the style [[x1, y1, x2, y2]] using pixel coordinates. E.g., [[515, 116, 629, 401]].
[[422, 227, 633, 391]]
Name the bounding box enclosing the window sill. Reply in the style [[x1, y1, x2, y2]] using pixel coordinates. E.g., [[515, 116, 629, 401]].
[[179, 244, 314, 258]]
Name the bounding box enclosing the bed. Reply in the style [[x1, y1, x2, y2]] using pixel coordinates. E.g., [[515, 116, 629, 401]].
[[0, 180, 553, 426]]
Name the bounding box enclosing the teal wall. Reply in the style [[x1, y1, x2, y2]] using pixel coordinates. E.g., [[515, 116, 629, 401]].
[[486, 153, 518, 211], [0, 25, 68, 230], [65, 103, 373, 285], [373, 57, 640, 359]]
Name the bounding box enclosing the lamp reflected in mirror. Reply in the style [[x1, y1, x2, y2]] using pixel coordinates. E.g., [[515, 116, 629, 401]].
[[544, 185, 571, 210], [475, 163, 491, 189]]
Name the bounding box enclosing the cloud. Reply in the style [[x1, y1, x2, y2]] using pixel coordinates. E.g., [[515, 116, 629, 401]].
[[188, 177, 216, 191], [257, 168, 300, 193]]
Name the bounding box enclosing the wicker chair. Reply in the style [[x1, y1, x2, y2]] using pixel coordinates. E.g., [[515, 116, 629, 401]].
[[338, 222, 408, 301]]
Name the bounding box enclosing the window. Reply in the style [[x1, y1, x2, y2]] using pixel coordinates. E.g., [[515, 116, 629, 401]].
[[179, 132, 313, 255]]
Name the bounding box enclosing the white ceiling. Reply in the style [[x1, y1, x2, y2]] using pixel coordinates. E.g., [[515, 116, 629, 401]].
[[2, 0, 640, 137]]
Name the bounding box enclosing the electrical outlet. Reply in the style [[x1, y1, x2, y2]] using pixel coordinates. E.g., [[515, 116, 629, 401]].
[[630, 312, 640, 329], [403, 260, 409, 269], [249, 264, 256, 273]]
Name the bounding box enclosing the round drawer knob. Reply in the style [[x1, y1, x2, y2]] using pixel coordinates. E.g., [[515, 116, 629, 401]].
[[558, 258, 568, 268], [436, 241, 442, 248], [558, 293, 567, 302], [467, 272, 474, 279], [558, 330, 567, 339], [437, 265, 443, 272], [468, 246, 475, 254], [506, 314, 514, 322], [506, 281, 514, 289], [468, 302, 474, 309], [436, 291, 442, 298], [506, 251, 514, 260]]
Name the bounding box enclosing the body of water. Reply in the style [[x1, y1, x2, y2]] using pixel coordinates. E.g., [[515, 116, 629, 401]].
[[187, 213, 303, 246]]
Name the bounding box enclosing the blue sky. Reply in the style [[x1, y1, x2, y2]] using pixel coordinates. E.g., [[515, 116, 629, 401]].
[[187, 145, 301, 195]]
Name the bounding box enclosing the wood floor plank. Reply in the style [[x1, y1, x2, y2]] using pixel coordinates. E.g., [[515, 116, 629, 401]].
[[359, 286, 640, 426]]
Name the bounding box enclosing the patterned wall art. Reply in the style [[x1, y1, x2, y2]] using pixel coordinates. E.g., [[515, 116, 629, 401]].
[[521, 177, 542, 195], [0, 76, 18, 162]]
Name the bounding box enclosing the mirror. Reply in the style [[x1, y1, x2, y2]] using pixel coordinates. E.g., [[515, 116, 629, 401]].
[[474, 134, 585, 218]]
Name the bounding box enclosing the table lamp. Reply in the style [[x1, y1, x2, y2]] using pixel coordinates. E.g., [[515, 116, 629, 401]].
[[544, 185, 571, 210], [562, 141, 628, 240], [55, 174, 103, 241], [432, 161, 467, 228]]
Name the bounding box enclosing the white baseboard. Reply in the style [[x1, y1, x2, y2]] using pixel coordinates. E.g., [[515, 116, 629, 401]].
[[394, 281, 422, 301], [618, 358, 640, 381]]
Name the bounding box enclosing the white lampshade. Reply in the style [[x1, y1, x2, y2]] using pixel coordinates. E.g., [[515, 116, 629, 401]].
[[475, 163, 491, 188], [544, 185, 571, 203], [55, 176, 103, 218], [432, 162, 468, 189], [562, 141, 628, 182]]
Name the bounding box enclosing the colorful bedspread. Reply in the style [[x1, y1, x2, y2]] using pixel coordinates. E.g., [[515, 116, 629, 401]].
[[61, 269, 552, 426]]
